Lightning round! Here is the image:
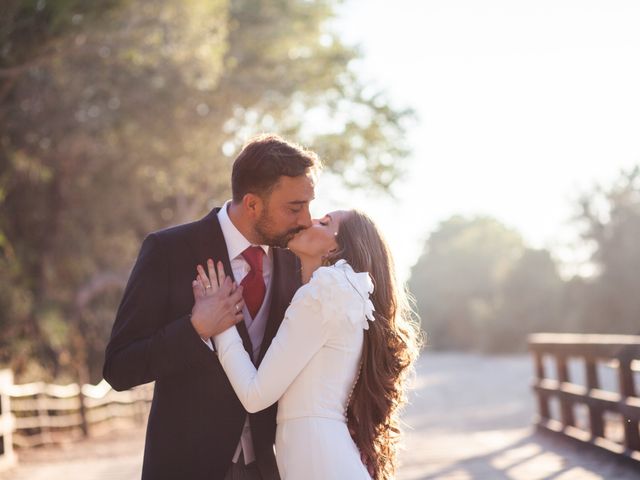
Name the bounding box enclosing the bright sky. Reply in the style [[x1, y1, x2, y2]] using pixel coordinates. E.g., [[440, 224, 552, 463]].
[[313, 0, 640, 281]]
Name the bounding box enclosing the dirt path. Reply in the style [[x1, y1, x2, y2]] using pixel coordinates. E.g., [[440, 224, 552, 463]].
[[398, 352, 640, 480], [2, 352, 639, 480], [0, 427, 145, 480]]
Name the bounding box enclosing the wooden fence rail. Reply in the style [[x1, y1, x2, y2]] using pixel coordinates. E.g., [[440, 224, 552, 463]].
[[0, 368, 152, 460], [529, 333, 640, 463], [0, 370, 17, 472]]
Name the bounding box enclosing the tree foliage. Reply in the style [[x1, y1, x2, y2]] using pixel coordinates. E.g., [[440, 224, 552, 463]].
[[573, 166, 640, 335], [0, 0, 412, 381], [409, 167, 640, 352], [409, 216, 563, 352]]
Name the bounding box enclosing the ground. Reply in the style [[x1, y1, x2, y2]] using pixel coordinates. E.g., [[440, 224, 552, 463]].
[[2, 352, 639, 480]]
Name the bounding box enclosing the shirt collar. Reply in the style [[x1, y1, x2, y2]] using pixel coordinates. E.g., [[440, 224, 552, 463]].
[[217, 201, 270, 260]]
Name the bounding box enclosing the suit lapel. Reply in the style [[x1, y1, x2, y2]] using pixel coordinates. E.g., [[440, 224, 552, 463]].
[[256, 248, 301, 366], [189, 207, 254, 359]]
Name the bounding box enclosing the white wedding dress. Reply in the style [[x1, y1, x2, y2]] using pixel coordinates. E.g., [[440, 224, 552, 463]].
[[214, 259, 375, 480]]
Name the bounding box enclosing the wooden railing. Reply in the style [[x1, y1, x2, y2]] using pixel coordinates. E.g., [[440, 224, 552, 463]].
[[0, 369, 152, 453], [529, 333, 640, 463], [0, 370, 16, 472]]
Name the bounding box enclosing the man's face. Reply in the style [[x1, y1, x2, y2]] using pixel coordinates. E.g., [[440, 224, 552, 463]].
[[254, 174, 315, 247]]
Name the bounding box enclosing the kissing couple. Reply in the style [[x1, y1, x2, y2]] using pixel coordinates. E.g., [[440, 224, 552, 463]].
[[103, 134, 421, 480]]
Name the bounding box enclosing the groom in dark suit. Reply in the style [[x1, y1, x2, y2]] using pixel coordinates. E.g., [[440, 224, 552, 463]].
[[103, 134, 319, 479]]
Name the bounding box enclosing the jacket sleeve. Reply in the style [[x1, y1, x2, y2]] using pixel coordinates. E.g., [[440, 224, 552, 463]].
[[103, 233, 213, 391], [213, 284, 329, 413]]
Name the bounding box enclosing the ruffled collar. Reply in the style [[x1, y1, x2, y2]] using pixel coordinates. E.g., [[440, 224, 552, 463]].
[[315, 259, 376, 329], [333, 259, 374, 297]]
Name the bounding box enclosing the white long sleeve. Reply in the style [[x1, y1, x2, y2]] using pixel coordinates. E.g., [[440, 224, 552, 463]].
[[214, 283, 329, 413], [214, 260, 376, 480], [214, 260, 375, 416]]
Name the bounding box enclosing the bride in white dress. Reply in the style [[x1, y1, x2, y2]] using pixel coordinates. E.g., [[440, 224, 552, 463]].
[[193, 210, 420, 480]]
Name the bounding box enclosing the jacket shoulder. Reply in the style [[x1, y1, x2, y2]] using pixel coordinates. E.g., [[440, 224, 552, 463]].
[[147, 209, 219, 246], [150, 219, 200, 240]]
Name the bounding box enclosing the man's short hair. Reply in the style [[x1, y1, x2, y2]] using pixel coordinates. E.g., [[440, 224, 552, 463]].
[[231, 134, 320, 203]]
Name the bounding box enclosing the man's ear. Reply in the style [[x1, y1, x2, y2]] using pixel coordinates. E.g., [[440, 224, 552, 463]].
[[242, 193, 263, 219]]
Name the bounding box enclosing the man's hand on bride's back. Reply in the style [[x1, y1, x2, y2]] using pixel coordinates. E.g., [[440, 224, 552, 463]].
[[190, 259, 244, 339]]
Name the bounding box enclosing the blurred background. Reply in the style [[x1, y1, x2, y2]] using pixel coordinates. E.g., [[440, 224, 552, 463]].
[[2, 0, 639, 383], [1, 0, 640, 478]]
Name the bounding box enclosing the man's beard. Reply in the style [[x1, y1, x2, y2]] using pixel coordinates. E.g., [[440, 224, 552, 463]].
[[254, 210, 304, 248]]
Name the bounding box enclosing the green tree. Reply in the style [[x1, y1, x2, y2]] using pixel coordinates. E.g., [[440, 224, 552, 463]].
[[489, 248, 563, 351], [409, 216, 524, 350], [409, 216, 563, 352], [573, 166, 640, 334], [0, 0, 413, 382], [1, 0, 231, 382]]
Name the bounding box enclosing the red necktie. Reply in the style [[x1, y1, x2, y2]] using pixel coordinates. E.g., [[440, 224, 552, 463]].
[[241, 246, 266, 319]]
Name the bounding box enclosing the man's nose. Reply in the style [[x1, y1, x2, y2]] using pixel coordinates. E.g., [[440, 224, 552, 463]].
[[298, 208, 312, 229]]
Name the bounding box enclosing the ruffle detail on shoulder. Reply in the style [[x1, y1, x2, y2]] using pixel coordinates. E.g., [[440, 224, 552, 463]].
[[292, 259, 375, 330]]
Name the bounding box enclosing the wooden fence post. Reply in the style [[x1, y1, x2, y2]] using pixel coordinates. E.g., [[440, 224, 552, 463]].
[[533, 351, 550, 420], [555, 354, 575, 427], [134, 389, 145, 425], [78, 388, 89, 438], [618, 358, 640, 452], [35, 388, 52, 446], [584, 359, 604, 439], [0, 369, 16, 472]]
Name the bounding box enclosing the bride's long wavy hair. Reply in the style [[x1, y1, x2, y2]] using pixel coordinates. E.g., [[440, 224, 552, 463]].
[[327, 210, 422, 480]]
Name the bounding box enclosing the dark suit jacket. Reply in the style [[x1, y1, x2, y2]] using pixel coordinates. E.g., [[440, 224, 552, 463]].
[[103, 208, 301, 480]]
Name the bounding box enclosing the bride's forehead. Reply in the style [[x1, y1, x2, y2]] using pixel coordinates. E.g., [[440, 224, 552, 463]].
[[326, 210, 348, 222]]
